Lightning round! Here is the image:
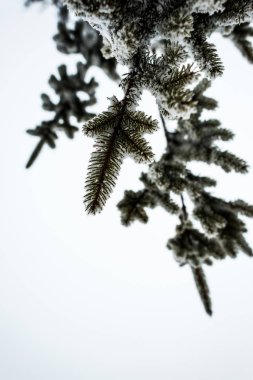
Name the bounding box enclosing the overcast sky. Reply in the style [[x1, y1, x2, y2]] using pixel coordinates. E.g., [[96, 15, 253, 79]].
[[1, 2, 253, 380]]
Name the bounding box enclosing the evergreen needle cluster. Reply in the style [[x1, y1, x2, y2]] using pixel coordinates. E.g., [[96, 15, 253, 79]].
[[84, 95, 158, 214], [26, 0, 253, 314]]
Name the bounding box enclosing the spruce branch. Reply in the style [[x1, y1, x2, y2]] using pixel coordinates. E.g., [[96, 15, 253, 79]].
[[117, 79, 252, 314], [83, 77, 158, 214], [189, 31, 224, 78], [26, 63, 97, 167], [26, 0, 118, 167], [26, 0, 253, 315]]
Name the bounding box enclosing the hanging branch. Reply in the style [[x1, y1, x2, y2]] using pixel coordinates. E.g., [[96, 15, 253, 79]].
[[83, 67, 158, 214], [26, 63, 98, 167], [26, 0, 253, 314], [25, 0, 118, 167], [118, 79, 253, 315]]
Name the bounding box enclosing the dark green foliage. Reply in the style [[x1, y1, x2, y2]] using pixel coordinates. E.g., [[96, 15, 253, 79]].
[[189, 19, 224, 78], [83, 97, 158, 214], [137, 49, 199, 117], [118, 80, 253, 314], [26, 63, 97, 167]]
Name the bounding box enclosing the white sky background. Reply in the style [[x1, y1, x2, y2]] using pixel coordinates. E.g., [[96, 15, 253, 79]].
[[1, 2, 253, 379]]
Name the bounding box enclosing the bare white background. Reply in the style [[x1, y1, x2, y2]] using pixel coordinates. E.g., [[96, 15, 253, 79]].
[[1, 2, 253, 379]]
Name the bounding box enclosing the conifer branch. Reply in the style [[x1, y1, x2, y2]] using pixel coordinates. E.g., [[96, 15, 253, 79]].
[[83, 74, 158, 214], [26, 63, 97, 167], [26, 0, 253, 315], [25, 1, 118, 167], [118, 79, 253, 314], [190, 34, 224, 78]]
